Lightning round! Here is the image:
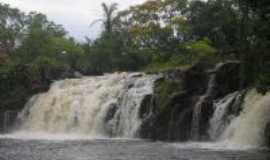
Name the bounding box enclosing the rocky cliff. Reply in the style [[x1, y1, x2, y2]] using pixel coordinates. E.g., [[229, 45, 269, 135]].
[[139, 61, 244, 141]]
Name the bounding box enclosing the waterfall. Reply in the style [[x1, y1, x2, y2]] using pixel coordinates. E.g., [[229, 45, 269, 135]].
[[220, 90, 270, 146], [0, 111, 19, 133], [190, 63, 224, 140], [208, 92, 241, 140], [16, 73, 158, 138]]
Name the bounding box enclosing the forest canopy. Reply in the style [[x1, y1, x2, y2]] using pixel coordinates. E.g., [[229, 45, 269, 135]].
[[0, 0, 270, 109]]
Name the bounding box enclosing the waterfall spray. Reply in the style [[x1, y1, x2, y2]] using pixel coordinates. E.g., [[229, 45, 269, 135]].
[[221, 90, 270, 146]]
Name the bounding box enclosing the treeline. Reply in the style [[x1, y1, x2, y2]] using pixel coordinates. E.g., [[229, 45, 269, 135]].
[[0, 0, 269, 109]]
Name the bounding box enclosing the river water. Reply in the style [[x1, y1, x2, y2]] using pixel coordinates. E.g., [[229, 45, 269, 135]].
[[0, 137, 269, 160]]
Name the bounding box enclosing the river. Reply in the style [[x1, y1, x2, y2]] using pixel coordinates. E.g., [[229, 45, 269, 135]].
[[0, 137, 269, 160]]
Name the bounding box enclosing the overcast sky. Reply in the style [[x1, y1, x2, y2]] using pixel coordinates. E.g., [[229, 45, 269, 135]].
[[0, 0, 147, 41]]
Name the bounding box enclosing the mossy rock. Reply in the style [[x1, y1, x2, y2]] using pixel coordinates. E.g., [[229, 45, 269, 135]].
[[154, 78, 184, 113]]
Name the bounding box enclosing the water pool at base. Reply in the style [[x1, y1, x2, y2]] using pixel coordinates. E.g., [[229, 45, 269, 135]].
[[0, 138, 269, 160]]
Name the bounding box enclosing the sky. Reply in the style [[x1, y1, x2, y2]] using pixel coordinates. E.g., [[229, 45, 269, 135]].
[[0, 0, 147, 41]]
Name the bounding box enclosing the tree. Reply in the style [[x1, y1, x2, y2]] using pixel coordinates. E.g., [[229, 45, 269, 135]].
[[0, 3, 25, 57], [16, 12, 66, 63], [102, 2, 118, 35], [186, 0, 239, 52], [91, 2, 119, 36], [117, 0, 189, 58], [237, 0, 270, 88]]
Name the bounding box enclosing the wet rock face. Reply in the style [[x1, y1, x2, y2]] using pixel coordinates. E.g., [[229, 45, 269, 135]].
[[104, 104, 119, 123], [104, 103, 119, 136], [214, 61, 242, 98], [139, 61, 242, 142], [139, 94, 153, 120], [139, 63, 209, 141]]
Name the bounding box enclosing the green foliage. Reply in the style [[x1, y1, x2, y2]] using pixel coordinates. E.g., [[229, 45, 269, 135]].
[[15, 12, 67, 62], [145, 38, 216, 72], [1, 0, 270, 110], [32, 56, 57, 69], [46, 37, 84, 68], [188, 38, 217, 58], [187, 0, 239, 51], [0, 5, 86, 110], [145, 54, 194, 73], [80, 31, 151, 74], [236, 0, 270, 88]]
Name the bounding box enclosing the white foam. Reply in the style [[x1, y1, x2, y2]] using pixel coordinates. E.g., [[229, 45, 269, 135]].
[[171, 141, 266, 151], [14, 73, 158, 138], [0, 131, 99, 140], [221, 90, 270, 146], [0, 131, 143, 141]]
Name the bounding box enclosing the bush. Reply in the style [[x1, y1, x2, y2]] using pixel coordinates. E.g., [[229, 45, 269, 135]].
[[187, 38, 217, 58]]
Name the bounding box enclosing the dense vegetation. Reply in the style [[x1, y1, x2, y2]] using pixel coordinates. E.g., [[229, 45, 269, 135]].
[[0, 0, 269, 110]]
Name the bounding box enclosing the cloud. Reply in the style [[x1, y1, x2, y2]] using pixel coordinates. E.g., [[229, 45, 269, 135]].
[[0, 0, 146, 41]]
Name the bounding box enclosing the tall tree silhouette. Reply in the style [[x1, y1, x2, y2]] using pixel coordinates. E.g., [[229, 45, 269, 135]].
[[91, 2, 119, 36]]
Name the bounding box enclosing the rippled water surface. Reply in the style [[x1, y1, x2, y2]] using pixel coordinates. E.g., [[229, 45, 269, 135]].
[[0, 138, 269, 160]]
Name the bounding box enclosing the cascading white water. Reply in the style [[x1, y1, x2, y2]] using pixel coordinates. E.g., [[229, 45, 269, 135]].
[[208, 92, 240, 140], [190, 63, 224, 140], [220, 90, 270, 146], [190, 73, 216, 140], [16, 73, 158, 138]]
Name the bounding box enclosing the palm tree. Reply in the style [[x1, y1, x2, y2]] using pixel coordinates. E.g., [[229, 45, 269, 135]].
[[102, 2, 118, 34], [90, 2, 119, 35]]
